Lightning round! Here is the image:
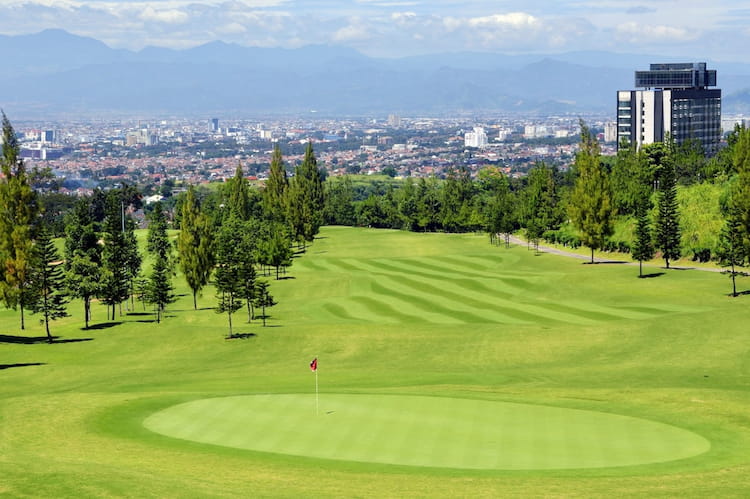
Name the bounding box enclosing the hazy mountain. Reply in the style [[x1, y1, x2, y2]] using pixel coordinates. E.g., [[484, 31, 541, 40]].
[[1, 29, 748, 117]]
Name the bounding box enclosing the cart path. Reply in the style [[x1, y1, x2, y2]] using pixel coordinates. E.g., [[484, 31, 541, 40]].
[[507, 235, 726, 273]]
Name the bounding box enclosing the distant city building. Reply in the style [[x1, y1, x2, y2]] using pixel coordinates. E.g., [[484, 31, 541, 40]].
[[126, 129, 159, 147], [604, 122, 618, 143], [42, 130, 55, 143], [210, 118, 219, 133], [617, 62, 721, 154], [387, 114, 401, 127], [497, 129, 511, 141], [465, 127, 487, 148]]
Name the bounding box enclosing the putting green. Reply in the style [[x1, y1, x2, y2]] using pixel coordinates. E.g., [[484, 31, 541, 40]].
[[143, 394, 710, 470]]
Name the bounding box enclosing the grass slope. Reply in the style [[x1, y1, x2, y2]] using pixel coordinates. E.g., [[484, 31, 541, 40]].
[[1, 226, 750, 497]]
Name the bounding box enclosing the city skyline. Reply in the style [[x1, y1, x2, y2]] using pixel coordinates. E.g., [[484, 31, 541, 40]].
[[1, 1, 749, 63]]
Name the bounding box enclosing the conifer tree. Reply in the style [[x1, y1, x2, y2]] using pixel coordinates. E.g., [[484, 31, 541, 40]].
[[294, 141, 325, 243], [569, 121, 615, 263], [263, 144, 289, 222], [64, 198, 102, 329], [145, 202, 175, 323], [0, 112, 39, 329], [654, 156, 681, 268], [227, 162, 251, 220], [177, 186, 214, 309], [716, 206, 747, 297], [27, 225, 69, 342], [100, 193, 132, 320], [214, 216, 245, 337], [631, 199, 655, 277]]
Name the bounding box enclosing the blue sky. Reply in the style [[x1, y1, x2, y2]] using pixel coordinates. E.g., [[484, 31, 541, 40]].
[[1, 0, 748, 61]]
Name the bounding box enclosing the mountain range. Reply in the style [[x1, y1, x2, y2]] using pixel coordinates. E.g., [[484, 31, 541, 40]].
[[2, 29, 749, 118]]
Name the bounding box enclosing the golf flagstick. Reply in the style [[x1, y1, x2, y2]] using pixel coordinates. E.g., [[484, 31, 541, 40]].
[[310, 357, 319, 415]]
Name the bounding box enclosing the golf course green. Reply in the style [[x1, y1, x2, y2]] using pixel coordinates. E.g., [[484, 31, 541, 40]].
[[2, 226, 749, 496], [144, 393, 709, 470]]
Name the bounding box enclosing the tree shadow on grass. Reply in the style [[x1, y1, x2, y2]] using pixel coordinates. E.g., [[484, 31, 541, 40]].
[[126, 312, 152, 317], [0, 335, 93, 344], [85, 322, 123, 330], [728, 290, 750, 297], [0, 334, 51, 344], [0, 362, 46, 370], [225, 332, 257, 340], [639, 272, 666, 279], [277, 276, 296, 280]]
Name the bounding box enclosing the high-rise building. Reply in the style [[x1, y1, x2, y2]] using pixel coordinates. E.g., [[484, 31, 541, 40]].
[[210, 118, 219, 133], [465, 127, 487, 148], [617, 63, 721, 154]]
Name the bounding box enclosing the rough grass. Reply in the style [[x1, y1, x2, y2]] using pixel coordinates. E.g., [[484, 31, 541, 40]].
[[1, 226, 750, 497]]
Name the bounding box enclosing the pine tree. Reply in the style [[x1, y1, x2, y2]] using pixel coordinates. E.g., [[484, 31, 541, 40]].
[[631, 199, 655, 277], [145, 202, 175, 323], [294, 141, 325, 243], [177, 186, 214, 309], [0, 112, 39, 330], [64, 197, 102, 329], [654, 158, 681, 269], [716, 206, 747, 297], [263, 144, 289, 222], [569, 121, 615, 263], [27, 225, 69, 342], [214, 216, 245, 337], [227, 162, 251, 221], [100, 193, 132, 320]]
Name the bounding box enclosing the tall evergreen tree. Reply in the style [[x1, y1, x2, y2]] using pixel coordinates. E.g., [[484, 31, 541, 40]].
[[227, 162, 251, 221], [27, 225, 69, 342], [0, 112, 39, 330], [214, 216, 245, 337], [569, 121, 615, 263], [145, 202, 175, 322], [716, 206, 747, 297], [263, 144, 289, 222], [177, 186, 214, 309], [64, 199, 102, 329], [654, 156, 682, 268], [295, 141, 325, 242], [631, 199, 655, 277], [100, 193, 132, 320]]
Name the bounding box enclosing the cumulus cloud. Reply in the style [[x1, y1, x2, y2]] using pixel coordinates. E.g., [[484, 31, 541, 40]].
[[333, 23, 371, 42], [615, 22, 696, 42], [139, 6, 189, 24]]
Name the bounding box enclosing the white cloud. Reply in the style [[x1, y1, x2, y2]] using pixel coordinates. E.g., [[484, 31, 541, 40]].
[[467, 13, 540, 29], [333, 23, 371, 42], [139, 6, 189, 24], [615, 22, 696, 42]]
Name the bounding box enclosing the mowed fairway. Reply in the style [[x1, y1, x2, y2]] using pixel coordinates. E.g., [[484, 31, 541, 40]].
[[2, 226, 750, 497]]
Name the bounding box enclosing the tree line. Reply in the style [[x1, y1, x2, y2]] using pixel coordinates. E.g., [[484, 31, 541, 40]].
[[324, 120, 750, 292], [0, 113, 326, 340]]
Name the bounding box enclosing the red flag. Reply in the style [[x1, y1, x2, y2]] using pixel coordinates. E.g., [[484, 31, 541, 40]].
[[310, 358, 317, 372]]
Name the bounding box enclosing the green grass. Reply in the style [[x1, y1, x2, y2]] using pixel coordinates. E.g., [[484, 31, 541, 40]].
[[2, 226, 750, 497], [145, 393, 709, 470]]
